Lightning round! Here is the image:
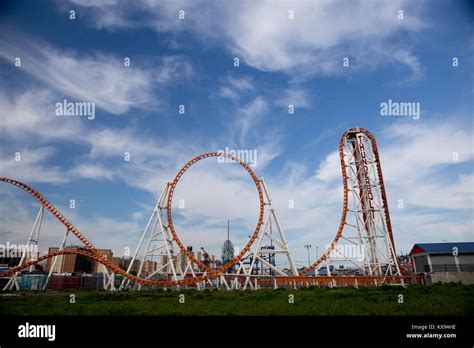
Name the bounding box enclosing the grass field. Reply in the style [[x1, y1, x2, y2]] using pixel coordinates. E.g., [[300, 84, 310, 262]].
[[1, 283, 473, 316]]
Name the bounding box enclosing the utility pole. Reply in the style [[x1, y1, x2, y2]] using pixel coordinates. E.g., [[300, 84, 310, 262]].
[[304, 244, 312, 267], [315, 246, 319, 276]]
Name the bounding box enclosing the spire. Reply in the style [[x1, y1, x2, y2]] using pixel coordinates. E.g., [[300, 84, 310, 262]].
[[221, 219, 235, 266]]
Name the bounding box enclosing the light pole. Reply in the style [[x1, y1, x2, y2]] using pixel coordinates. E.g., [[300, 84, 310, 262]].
[[304, 244, 311, 267], [314, 246, 319, 276]]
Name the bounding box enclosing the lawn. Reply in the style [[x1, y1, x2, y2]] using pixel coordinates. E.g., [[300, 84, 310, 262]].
[[0, 283, 473, 316]]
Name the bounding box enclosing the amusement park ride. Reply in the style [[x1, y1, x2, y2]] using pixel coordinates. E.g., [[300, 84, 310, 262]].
[[0, 127, 421, 291]]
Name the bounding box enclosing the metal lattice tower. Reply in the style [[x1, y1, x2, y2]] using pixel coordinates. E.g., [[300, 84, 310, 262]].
[[301, 127, 402, 280], [343, 127, 401, 276]]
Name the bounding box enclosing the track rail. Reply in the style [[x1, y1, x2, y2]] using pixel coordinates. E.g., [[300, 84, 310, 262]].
[[298, 127, 400, 275], [166, 151, 265, 274], [0, 177, 219, 286], [0, 151, 264, 287], [0, 128, 404, 287]]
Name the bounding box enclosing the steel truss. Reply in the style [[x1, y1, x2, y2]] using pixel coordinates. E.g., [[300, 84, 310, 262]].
[[231, 178, 298, 290], [1, 128, 411, 290], [305, 127, 403, 285], [3, 194, 115, 292], [123, 176, 298, 291], [120, 183, 181, 290], [3, 206, 43, 291]]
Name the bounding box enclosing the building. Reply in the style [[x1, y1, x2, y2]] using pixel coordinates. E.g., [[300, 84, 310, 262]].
[[112, 257, 140, 274], [112, 257, 157, 277], [410, 242, 474, 273], [45, 246, 113, 274], [410, 242, 474, 284], [176, 248, 203, 272], [159, 247, 208, 274], [140, 260, 157, 276], [93, 249, 113, 273]]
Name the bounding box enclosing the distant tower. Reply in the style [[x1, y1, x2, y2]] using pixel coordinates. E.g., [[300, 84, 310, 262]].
[[221, 220, 235, 272]]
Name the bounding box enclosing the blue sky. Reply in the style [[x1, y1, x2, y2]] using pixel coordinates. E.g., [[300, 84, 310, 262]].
[[0, 0, 472, 268]]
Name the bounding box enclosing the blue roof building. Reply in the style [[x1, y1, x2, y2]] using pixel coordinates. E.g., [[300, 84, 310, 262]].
[[410, 242, 474, 273]]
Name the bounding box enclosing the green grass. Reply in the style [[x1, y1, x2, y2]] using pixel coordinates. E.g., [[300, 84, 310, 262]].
[[0, 283, 473, 316]]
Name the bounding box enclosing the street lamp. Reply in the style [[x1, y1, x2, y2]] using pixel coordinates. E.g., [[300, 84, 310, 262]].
[[304, 244, 312, 267]]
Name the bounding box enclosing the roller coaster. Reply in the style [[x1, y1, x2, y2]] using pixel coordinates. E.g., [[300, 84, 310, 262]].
[[0, 127, 422, 290]]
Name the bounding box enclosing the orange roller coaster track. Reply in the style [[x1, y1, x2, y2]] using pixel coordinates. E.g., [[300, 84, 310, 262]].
[[0, 177, 217, 287], [299, 127, 402, 276], [0, 128, 410, 288], [166, 152, 265, 275], [0, 151, 265, 287]]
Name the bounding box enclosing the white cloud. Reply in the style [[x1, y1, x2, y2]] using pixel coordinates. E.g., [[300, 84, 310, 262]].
[[218, 87, 239, 101], [0, 87, 84, 143], [0, 1, 469, 262], [0, 34, 193, 115], [155, 56, 194, 84], [255, 136, 282, 170], [392, 49, 423, 80], [86, 128, 177, 162], [276, 88, 311, 109], [67, 0, 427, 78], [219, 0, 425, 75], [315, 151, 341, 182], [218, 75, 254, 101], [0, 119, 471, 261], [380, 122, 474, 184], [0, 90, 195, 196], [234, 96, 269, 144], [0, 147, 69, 184], [236, 119, 474, 259], [227, 75, 254, 91], [0, 193, 144, 255], [312, 121, 474, 211], [69, 163, 114, 181], [0, 85, 184, 186]]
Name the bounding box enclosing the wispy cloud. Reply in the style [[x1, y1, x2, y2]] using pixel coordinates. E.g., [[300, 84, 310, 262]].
[[66, 0, 427, 79], [276, 87, 311, 109], [218, 75, 254, 101], [234, 96, 269, 144], [392, 49, 424, 81], [0, 34, 193, 115], [0, 146, 68, 184], [69, 163, 114, 181]]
